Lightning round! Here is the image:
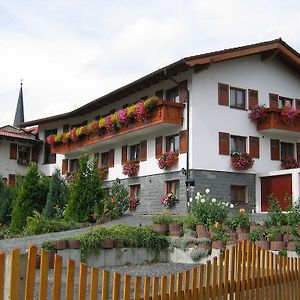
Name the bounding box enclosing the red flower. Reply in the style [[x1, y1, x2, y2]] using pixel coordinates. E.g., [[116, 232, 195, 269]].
[[157, 152, 179, 169], [122, 161, 139, 177]]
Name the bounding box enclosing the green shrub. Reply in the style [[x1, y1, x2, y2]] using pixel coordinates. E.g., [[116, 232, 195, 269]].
[[286, 202, 300, 227], [180, 214, 196, 230], [0, 186, 16, 225], [265, 194, 287, 227], [109, 182, 130, 215], [41, 241, 55, 250], [190, 247, 210, 261], [152, 213, 173, 224], [228, 208, 251, 229]]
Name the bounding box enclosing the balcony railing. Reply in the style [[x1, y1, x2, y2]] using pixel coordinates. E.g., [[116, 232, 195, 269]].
[[51, 101, 184, 154], [257, 108, 300, 133]]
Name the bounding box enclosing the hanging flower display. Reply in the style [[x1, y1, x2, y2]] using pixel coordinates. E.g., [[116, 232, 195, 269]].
[[157, 151, 179, 169], [161, 192, 178, 209], [280, 107, 298, 125], [122, 160, 139, 177], [117, 109, 128, 125], [129, 196, 140, 210], [248, 104, 267, 123], [135, 101, 146, 121], [70, 128, 78, 141], [281, 157, 300, 169], [231, 152, 254, 170]]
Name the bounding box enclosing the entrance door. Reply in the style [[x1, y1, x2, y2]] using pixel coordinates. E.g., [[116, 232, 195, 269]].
[[261, 174, 292, 212]]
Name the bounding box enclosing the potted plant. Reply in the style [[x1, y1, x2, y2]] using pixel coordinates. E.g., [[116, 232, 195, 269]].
[[211, 223, 228, 249], [280, 107, 297, 125], [152, 214, 173, 235], [50, 239, 67, 250], [231, 152, 254, 170], [67, 239, 81, 249], [250, 230, 269, 250], [281, 157, 300, 169], [267, 228, 285, 251], [129, 196, 140, 211], [248, 104, 268, 123], [169, 217, 182, 237], [122, 160, 139, 177], [157, 151, 179, 170], [161, 192, 178, 209], [231, 208, 251, 234]]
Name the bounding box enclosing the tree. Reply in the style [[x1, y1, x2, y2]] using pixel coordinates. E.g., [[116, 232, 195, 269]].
[[0, 186, 16, 225], [44, 169, 68, 219], [65, 153, 104, 222], [11, 162, 46, 233]]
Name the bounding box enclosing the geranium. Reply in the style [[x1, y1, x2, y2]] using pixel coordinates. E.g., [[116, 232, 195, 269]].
[[161, 192, 178, 209], [130, 196, 140, 210], [87, 121, 99, 134], [117, 109, 128, 125], [280, 107, 298, 125], [54, 134, 63, 144], [111, 113, 119, 127], [122, 160, 139, 177], [46, 134, 55, 145], [281, 157, 300, 169], [98, 118, 106, 129], [248, 104, 267, 123], [231, 152, 254, 170], [157, 151, 179, 169], [104, 116, 116, 132], [135, 101, 146, 121], [62, 132, 70, 144], [70, 129, 77, 141], [76, 126, 88, 138]]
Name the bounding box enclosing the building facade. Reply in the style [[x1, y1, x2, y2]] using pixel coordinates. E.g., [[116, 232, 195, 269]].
[[22, 39, 300, 213]]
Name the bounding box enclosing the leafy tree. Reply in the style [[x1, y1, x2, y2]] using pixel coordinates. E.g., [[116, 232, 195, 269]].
[[44, 169, 68, 219], [11, 162, 47, 233], [0, 186, 16, 225], [65, 153, 103, 222]]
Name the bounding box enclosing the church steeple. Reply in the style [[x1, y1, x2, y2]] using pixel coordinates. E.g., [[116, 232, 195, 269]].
[[13, 80, 25, 128]]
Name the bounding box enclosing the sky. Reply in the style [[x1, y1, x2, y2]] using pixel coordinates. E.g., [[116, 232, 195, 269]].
[[0, 0, 300, 126]]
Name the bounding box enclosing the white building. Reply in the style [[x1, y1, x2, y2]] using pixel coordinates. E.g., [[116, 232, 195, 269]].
[[22, 39, 300, 213]]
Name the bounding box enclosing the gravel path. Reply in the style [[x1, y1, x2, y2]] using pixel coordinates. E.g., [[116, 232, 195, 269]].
[[0, 214, 152, 253]]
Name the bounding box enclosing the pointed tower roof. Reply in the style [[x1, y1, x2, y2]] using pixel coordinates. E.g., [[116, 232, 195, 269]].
[[13, 81, 25, 128]]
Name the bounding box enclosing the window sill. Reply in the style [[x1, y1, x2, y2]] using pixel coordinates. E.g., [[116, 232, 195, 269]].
[[229, 106, 247, 111]]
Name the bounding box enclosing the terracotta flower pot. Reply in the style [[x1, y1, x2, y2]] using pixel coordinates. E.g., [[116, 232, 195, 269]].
[[256, 240, 270, 250], [270, 241, 286, 251], [153, 224, 168, 235], [197, 231, 210, 239], [67, 240, 81, 249], [238, 233, 249, 241], [101, 239, 114, 249], [50, 240, 67, 250], [287, 241, 296, 251], [170, 230, 181, 237], [198, 242, 212, 251], [169, 223, 181, 232], [236, 225, 250, 234], [212, 240, 224, 249]]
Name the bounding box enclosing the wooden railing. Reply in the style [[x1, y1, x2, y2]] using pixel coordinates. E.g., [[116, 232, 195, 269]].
[[51, 101, 184, 154], [1, 240, 300, 299]]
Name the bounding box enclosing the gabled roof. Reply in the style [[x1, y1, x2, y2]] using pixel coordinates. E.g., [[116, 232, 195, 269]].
[[22, 38, 300, 127], [0, 125, 41, 143]]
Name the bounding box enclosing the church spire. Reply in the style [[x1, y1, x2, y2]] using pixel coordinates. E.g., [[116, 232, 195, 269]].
[[13, 80, 25, 128]]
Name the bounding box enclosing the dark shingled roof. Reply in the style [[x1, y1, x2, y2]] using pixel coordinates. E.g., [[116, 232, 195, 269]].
[[13, 83, 25, 128]]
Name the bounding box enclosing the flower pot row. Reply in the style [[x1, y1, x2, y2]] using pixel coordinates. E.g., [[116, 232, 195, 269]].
[[153, 223, 182, 237], [50, 239, 81, 250]]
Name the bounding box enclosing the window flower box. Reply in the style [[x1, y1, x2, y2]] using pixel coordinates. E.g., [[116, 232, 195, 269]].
[[280, 107, 297, 125], [157, 151, 179, 170], [161, 192, 178, 209], [231, 152, 254, 170], [129, 196, 140, 210], [281, 157, 300, 169], [122, 160, 139, 177], [248, 104, 267, 123]]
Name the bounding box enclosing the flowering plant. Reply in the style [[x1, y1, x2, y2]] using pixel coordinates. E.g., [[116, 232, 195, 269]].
[[104, 116, 116, 132], [87, 121, 99, 134], [46, 134, 55, 145], [117, 109, 128, 125], [122, 160, 139, 177], [62, 132, 71, 144], [280, 107, 298, 125], [161, 192, 178, 208], [99, 164, 109, 179], [135, 101, 146, 121], [54, 134, 63, 144], [130, 196, 140, 210], [281, 157, 300, 169], [248, 104, 267, 123], [229, 208, 251, 229], [157, 151, 179, 169], [144, 96, 159, 112], [70, 129, 78, 141], [76, 126, 88, 138], [190, 189, 234, 226], [231, 152, 254, 170]]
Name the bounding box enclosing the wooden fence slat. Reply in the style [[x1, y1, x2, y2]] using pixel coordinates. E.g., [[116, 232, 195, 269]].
[[191, 268, 197, 300], [78, 263, 88, 300], [229, 244, 236, 300], [211, 256, 217, 299], [152, 276, 159, 300], [24, 245, 37, 300], [90, 268, 99, 300], [0, 252, 5, 300], [250, 244, 256, 300], [102, 270, 110, 300], [123, 274, 131, 300], [160, 275, 167, 300], [270, 252, 274, 300], [205, 260, 211, 299], [9, 248, 21, 300], [275, 254, 279, 300], [235, 242, 242, 300], [176, 272, 183, 300], [198, 265, 204, 300], [287, 257, 292, 300], [217, 253, 224, 300], [265, 249, 270, 300], [143, 277, 150, 300], [134, 276, 142, 300], [65, 259, 75, 300], [223, 249, 229, 300], [245, 241, 251, 300], [38, 249, 49, 300], [256, 246, 261, 300], [168, 274, 175, 300], [184, 270, 190, 299], [52, 254, 62, 300], [112, 272, 121, 300]]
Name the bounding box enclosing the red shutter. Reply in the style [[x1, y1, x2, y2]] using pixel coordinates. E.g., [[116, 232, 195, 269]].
[[155, 137, 163, 158], [296, 99, 300, 110], [108, 149, 115, 167], [140, 140, 147, 161], [219, 132, 230, 155], [10, 143, 17, 160], [31, 146, 39, 162], [62, 159, 68, 175], [297, 143, 300, 163], [179, 80, 188, 103], [269, 93, 279, 109], [218, 83, 229, 106], [121, 146, 127, 164], [248, 89, 258, 109], [249, 136, 260, 158], [179, 130, 188, 153], [270, 139, 280, 160], [8, 174, 15, 187]]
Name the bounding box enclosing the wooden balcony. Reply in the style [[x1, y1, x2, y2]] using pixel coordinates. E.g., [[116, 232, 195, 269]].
[[51, 101, 184, 154], [257, 108, 300, 136]]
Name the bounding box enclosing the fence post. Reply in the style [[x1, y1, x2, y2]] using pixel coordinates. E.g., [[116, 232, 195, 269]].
[[229, 244, 236, 300], [38, 249, 49, 300], [52, 254, 62, 300], [223, 249, 229, 300], [65, 259, 75, 300], [160, 275, 167, 300], [205, 260, 211, 299], [90, 267, 99, 300], [0, 252, 5, 300], [176, 272, 183, 300], [191, 268, 197, 300], [78, 263, 88, 300], [143, 276, 150, 300], [152, 276, 159, 300], [134, 276, 142, 300], [198, 265, 204, 300], [102, 270, 110, 300], [24, 245, 37, 300], [123, 274, 131, 300]]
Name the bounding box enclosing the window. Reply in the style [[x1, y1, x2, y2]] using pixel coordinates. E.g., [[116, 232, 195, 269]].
[[230, 87, 246, 110], [155, 90, 163, 99], [230, 135, 246, 153], [130, 185, 140, 199], [166, 134, 179, 152], [101, 152, 109, 166], [17, 146, 30, 165], [44, 129, 57, 164], [166, 180, 179, 198], [69, 159, 79, 173], [95, 115, 100, 121], [130, 144, 140, 161], [166, 86, 179, 103], [279, 97, 293, 109], [231, 185, 247, 203], [281, 142, 294, 160]]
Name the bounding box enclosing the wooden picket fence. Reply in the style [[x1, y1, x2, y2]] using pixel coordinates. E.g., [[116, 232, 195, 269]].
[[1, 240, 300, 299]]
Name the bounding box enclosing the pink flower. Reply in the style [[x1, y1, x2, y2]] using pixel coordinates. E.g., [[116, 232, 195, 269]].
[[280, 107, 297, 125], [104, 116, 115, 132], [117, 109, 127, 125], [135, 101, 146, 121]]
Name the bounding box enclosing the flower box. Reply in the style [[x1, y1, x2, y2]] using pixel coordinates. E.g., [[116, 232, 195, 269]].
[[153, 223, 168, 235], [270, 241, 285, 251], [67, 240, 81, 249], [231, 152, 254, 170], [248, 104, 268, 123], [161, 192, 178, 209], [212, 240, 224, 249], [122, 160, 139, 177], [256, 240, 270, 250], [157, 151, 179, 170]]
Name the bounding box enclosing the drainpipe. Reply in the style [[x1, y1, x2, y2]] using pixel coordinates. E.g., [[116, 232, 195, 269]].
[[164, 69, 192, 211]]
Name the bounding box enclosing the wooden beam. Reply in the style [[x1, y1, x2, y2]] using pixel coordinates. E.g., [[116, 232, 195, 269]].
[[194, 63, 211, 73], [261, 49, 280, 60]]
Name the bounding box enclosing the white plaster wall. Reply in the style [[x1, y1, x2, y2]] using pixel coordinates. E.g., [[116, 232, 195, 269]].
[[190, 55, 300, 173], [0, 140, 34, 178]]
